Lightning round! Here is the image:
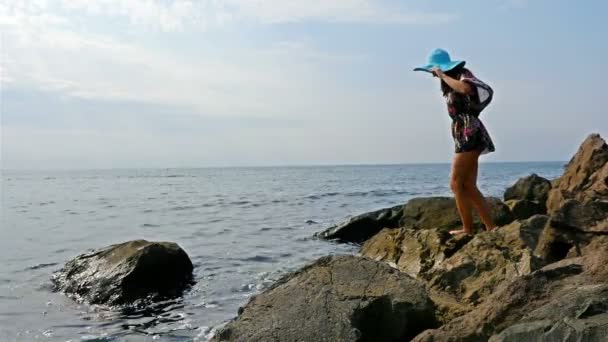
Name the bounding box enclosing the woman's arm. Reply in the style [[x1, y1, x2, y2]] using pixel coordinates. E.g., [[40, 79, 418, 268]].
[[431, 67, 473, 95]]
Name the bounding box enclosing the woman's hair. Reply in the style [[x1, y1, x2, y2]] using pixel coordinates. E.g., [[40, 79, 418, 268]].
[[441, 65, 467, 96]]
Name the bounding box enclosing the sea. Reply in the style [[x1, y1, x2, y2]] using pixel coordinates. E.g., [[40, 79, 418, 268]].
[[0, 162, 564, 341]]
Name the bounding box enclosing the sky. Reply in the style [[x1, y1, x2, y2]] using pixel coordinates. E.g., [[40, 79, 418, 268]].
[[1, 0, 607, 169]]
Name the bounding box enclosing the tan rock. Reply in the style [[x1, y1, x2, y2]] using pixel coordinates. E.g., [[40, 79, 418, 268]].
[[360, 228, 471, 279], [426, 219, 545, 306], [413, 250, 608, 342], [547, 134, 608, 212]]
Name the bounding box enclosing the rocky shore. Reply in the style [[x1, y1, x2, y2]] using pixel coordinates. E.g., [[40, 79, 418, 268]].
[[212, 133, 608, 341], [51, 134, 607, 341]]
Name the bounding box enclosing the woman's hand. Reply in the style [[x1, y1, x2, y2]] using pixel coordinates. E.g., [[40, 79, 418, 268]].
[[430, 67, 445, 79], [432, 67, 473, 95]]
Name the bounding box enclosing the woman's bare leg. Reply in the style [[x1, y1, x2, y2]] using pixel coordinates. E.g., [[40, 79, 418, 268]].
[[465, 152, 496, 231], [449, 152, 477, 235]]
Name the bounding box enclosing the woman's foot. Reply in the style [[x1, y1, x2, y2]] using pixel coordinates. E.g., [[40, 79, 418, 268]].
[[449, 229, 473, 236], [485, 226, 497, 232]]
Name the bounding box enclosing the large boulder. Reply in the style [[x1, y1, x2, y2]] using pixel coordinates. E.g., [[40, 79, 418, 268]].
[[212, 255, 438, 342], [534, 199, 608, 263], [314, 204, 404, 243], [504, 173, 552, 204], [400, 197, 514, 232], [53, 240, 194, 305], [546, 134, 608, 212]]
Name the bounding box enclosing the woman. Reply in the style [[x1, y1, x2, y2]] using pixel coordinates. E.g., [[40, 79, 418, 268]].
[[415, 48, 496, 235]]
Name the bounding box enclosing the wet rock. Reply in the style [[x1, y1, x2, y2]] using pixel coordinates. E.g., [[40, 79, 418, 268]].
[[314, 204, 404, 243], [547, 134, 608, 212], [212, 255, 438, 342], [53, 240, 193, 305], [504, 173, 552, 204], [505, 199, 545, 220], [400, 197, 514, 232]]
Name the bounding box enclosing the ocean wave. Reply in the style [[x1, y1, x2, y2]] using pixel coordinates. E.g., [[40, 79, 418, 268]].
[[304, 192, 340, 200], [26, 262, 58, 271], [303, 189, 410, 201], [240, 255, 275, 263], [344, 189, 410, 197]]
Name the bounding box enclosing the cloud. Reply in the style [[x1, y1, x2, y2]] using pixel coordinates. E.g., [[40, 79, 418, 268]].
[[47, 0, 456, 32], [222, 0, 456, 25], [2, 0, 430, 120]]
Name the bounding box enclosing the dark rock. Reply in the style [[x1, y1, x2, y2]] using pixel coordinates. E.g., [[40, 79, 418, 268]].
[[53, 240, 193, 305], [314, 204, 404, 243], [212, 255, 438, 342], [550, 199, 608, 233], [504, 173, 552, 204], [317, 197, 514, 244], [400, 197, 514, 232], [505, 199, 545, 220], [547, 134, 608, 212]]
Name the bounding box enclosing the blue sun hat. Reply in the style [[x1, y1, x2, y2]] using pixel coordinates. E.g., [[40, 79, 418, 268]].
[[414, 48, 465, 73]]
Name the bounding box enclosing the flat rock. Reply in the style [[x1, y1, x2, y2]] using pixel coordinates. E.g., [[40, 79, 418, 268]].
[[212, 255, 438, 342], [314, 204, 404, 243], [53, 240, 193, 305], [400, 197, 514, 232], [316, 197, 514, 245], [360, 228, 472, 279]]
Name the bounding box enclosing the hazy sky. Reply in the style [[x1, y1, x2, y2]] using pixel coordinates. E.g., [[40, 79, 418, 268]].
[[1, 0, 606, 169]]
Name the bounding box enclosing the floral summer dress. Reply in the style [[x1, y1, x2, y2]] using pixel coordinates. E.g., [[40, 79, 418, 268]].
[[446, 69, 495, 154]]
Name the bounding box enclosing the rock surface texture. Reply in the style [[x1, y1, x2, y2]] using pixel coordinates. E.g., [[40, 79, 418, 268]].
[[546, 133, 608, 213], [212, 255, 438, 342], [53, 240, 193, 305]]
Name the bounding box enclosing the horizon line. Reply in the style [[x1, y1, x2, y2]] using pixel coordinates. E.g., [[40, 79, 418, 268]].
[[1, 160, 566, 172]]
